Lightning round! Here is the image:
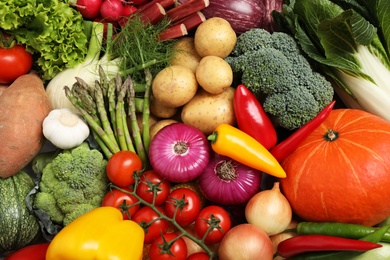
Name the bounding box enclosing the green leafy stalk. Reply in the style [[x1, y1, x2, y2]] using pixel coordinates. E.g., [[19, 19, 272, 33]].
[[141, 69, 152, 152], [115, 77, 131, 151], [127, 76, 148, 167], [64, 86, 120, 157]]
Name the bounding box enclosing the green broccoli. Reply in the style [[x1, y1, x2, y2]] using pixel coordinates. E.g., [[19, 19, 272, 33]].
[[225, 28, 334, 130], [33, 142, 109, 226]]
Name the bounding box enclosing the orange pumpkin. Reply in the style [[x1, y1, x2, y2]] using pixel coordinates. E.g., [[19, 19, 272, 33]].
[[280, 109, 390, 226]]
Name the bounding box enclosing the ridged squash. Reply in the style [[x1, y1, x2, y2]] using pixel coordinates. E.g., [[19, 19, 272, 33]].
[[281, 109, 390, 226], [0, 171, 40, 255]]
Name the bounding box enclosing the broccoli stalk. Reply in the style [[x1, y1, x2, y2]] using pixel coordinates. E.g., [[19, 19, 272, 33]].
[[225, 28, 334, 130], [33, 143, 109, 226]]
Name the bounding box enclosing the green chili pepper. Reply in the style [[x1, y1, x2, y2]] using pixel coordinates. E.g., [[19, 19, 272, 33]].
[[290, 225, 390, 259], [292, 222, 390, 243]]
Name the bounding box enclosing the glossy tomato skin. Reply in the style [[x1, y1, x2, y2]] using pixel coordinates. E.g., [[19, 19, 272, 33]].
[[101, 188, 140, 219], [0, 45, 33, 84], [186, 252, 211, 260], [106, 150, 142, 187], [132, 206, 169, 244], [195, 205, 231, 244], [149, 233, 187, 260], [136, 170, 171, 206], [165, 188, 201, 227]]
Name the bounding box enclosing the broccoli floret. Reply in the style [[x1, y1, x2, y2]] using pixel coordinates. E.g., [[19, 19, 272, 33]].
[[33, 142, 109, 226], [226, 28, 334, 130]]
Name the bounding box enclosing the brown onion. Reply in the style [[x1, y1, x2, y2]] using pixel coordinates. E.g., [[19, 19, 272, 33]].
[[218, 223, 274, 260]]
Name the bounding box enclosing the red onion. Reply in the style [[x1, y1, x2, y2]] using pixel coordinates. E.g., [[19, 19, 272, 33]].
[[199, 0, 283, 34], [197, 151, 262, 205], [148, 123, 210, 183]]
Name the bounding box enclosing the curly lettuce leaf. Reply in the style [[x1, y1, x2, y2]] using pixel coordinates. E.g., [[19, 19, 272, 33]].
[[0, 0, 88, 81]]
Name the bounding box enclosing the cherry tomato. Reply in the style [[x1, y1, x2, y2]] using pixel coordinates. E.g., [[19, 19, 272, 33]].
[[194, 205, 231, 244], [186, 252, 210, 260], [101, 188, 140, 219], [149, 233, 187, 260], [0, 44, 33, 84], [165, 188, 201, 227], [132, 206, 169, 244], [136, 170, 171, 206], [106, 150, 142, 187]]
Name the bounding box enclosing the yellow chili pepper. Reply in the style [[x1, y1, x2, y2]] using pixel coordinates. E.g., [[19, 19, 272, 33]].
[[46, 206, 144, 260], [208, 123, 287, 178]]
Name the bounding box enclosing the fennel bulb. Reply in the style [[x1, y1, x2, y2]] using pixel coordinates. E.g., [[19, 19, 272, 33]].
[[46, 22, 120, 114]]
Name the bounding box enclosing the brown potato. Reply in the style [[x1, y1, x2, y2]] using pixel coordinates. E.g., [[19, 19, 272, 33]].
[[150, 95, 178, 119], [196, 55, 233, 94], [152, 65, 198, 108], [181, 87, 236, 135], [194, 17, 237, 58], [170, 37, 202, 73]]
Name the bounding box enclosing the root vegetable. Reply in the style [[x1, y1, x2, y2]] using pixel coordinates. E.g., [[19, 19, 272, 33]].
[[181, 87, 236, 135], [196, 55, 233, 94], [150, 95, 179, 118], [170, 37, 202, 73], [194, 17, 237, 58], [0, 73, 51, 178], [152, 65, 198, 107]]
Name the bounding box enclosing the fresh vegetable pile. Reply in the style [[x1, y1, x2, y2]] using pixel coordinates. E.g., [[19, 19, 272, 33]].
[[3, 0, 390, 259]]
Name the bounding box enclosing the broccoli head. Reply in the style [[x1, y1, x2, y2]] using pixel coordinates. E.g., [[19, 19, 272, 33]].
[[33, 142, 109, 226], [226, 28, 334, 130]]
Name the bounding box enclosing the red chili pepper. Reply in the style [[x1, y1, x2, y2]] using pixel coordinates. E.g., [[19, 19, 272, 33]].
[[270, 100, 336, 162], [233, 84, 277, 150], [277, 234, 382, 259], [5, 242, 50, 260]]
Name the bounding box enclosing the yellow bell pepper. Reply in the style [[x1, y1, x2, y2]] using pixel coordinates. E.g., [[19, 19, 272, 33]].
[[46, 206, 144, 260]]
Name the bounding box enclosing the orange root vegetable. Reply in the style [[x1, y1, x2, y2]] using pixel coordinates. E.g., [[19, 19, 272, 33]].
[[0, 73, 51, 178]]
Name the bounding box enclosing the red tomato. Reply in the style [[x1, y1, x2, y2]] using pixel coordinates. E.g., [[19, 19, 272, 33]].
[[132, 206, 169, 244], [186, 252, 210, 260], [0, 44, 33, 84], [101, 188, 140, 219], [149, 233, 187, 260], [136, 170, 171, 206], [106, 150, 142, 187], [165, 188, 201, 227], [194, 205, 231, 244]]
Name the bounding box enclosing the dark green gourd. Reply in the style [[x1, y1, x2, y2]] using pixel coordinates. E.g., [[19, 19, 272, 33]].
[[0, 171, 40, 255]]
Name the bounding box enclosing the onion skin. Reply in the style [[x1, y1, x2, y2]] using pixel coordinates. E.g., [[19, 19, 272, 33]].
[[218, 223, 274, 260], [197, 152, 262, 205], [149, 123, 210, 183], [202, 0, 264, 35]]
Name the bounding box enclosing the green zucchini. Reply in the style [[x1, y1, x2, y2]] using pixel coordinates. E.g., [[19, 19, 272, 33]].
[[0, 171, 40, 255]]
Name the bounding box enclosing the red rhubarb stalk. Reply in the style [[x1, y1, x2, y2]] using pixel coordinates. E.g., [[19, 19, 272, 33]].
[[166, 0, 209, 23], [138, 3, 166, 24], [172, 11, 205, 31], [158, 23, 188, 41]]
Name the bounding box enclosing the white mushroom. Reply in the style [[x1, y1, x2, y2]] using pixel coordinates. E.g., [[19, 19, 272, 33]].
[[43, 108, 90, 149]]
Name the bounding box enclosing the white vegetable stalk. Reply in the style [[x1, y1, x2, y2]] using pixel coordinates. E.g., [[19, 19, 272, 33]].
[[334, 45, 390, 121], [43, 108, 90, 149], [45, 22, 120, 114]]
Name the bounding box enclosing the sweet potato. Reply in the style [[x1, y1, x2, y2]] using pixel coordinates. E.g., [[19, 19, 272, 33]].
[[0, 73, 51, 178]]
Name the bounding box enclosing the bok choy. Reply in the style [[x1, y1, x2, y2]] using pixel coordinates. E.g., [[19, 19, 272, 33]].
[[277, 0, 390, 121]]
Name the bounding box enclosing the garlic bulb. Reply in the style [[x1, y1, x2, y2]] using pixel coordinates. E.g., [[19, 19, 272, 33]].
[[43, 108, 90, 149]]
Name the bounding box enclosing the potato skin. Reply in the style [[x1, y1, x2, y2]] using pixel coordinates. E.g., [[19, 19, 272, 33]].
[[181, 87, 236, 135], [0, 73, 51, 178], [170, 37, 202, 73], [152, 65, 198, 108], [194, 17, 237, 58]]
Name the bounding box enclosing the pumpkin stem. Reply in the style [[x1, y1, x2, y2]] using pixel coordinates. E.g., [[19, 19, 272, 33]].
[[324, 129, 339, 141]]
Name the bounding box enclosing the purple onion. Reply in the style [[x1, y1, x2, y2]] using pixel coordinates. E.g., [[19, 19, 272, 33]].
[[198, 151, 262, 205], [148, 123, 210, 183]]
